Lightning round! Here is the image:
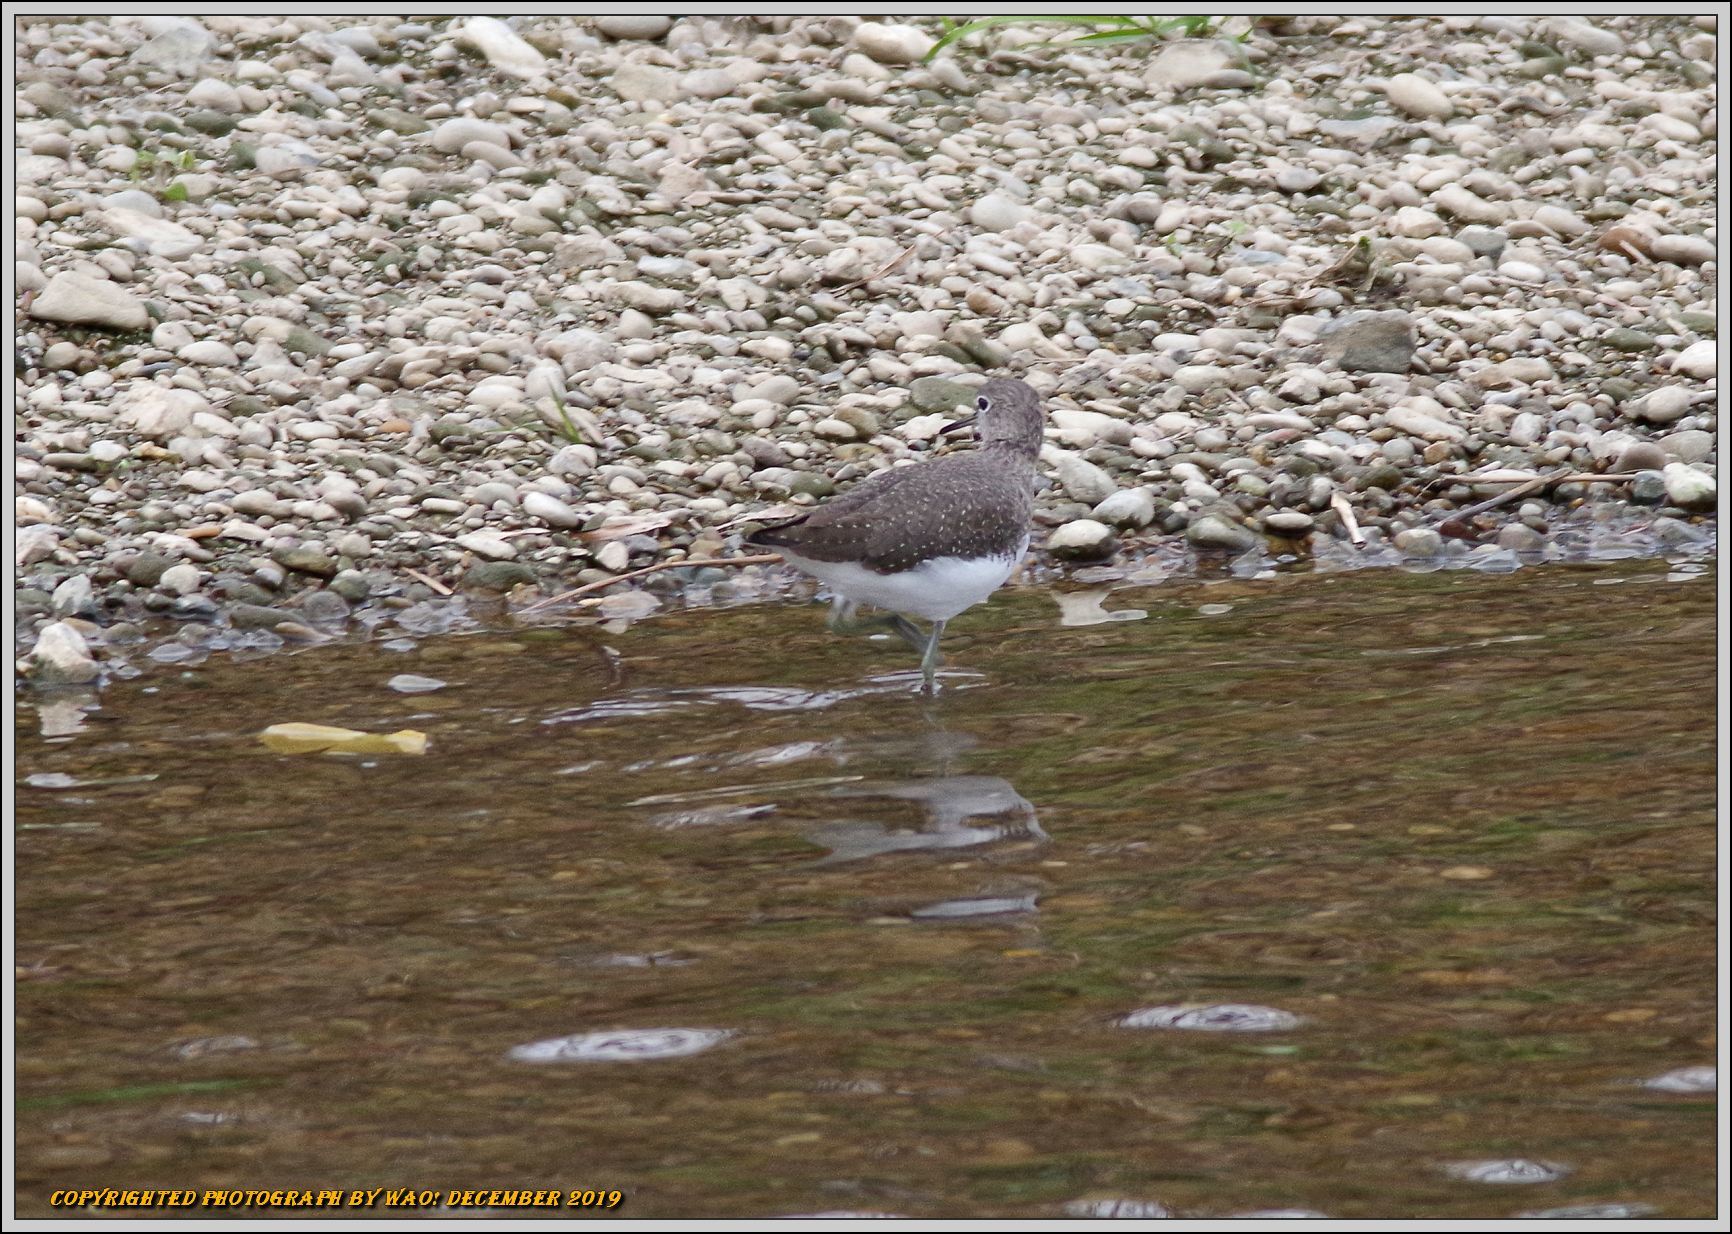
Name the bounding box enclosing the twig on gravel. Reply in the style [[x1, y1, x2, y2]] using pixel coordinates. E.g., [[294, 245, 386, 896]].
[[523, 553, 784, 613], [405, 568, 453, 596], [833, 240, 921, 293], [1438, 471, 1639, 526], [1329, 492, 1365, 547]]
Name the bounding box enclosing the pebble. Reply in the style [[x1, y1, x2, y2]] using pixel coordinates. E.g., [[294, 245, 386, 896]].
[[1046, 519, 1116, 561], [1093, 488, 1155, 528], [458, 17, 547, 79], [854, 22, 931, 65], [1186, 514, 1260, 554], [1385, 73, 1454, 119], [30, 621, 101, 685], [1631, 388, 1692, 425], [1264, 510, 1315, 535], [971, 193, 1034, 233], [595, 15, 671, 40], [1662, 464, 1716, 512], [30, 272, 149, 330], [1319, 311, 1416, 374], [1670, 340, 1716, 380]]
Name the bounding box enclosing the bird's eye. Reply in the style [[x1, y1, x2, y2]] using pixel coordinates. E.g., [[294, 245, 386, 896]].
[[976, 396, 992, 412]]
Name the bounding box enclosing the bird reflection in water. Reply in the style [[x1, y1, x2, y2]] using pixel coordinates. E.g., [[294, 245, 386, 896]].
[[805, 722, 1046, 863]]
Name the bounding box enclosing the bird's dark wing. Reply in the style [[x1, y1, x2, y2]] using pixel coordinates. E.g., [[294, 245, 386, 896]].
[[748, 455, 1033, 573]]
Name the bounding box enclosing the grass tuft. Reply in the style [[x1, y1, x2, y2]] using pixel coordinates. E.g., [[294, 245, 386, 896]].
[[925, 14, 1221, 61]]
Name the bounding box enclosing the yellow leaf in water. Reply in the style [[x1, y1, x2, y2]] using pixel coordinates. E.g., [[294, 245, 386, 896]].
[[259, 723, 428, 755]]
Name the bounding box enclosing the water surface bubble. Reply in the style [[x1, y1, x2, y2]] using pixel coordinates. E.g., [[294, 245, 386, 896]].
[[912, 894, 1038, 920], [1516, 1203, 1657, 1219], [1063, 1198, 1173, 1218], [1640, 1065, 1715, 1093], [1121, 1004, 1301, 1032], [1443, 1159, 1570, 1184], [507, 1028, 731, 1063]]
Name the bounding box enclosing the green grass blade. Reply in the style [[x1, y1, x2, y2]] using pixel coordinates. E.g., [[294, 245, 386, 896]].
[[924, 14, 1153, 60]]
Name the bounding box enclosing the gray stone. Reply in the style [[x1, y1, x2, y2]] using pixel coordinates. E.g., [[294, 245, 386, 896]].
[[1186, 513, 1259, 554], [1318, 310, 1415, 374], [909, 377, 976, 414], [52, 574, 97, 617], [329, 570, 372, 602], [464, 560, 536, 590], [1263, 510, 1315, 535], [1631, 388, 1691, 425], [229, 603, 297, 630], [1047, 519, 1117, 561], [1496, 523, 1547, 553], [1093, 487, 1156, 528], [596, 15, 672, 39], [30, 621, 100, 685], [1629, 471, 1668, 504], [1393, 527, 1444, 556], [271, 545, 337, 576], [298, 589, 351, 626], [30, 272, 149, 331], [1662, 464, 1716, 512], [125, 552, 172, 587]]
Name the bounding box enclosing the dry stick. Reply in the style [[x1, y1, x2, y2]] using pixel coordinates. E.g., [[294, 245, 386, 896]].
[[1441, 471, 1638, 525], [832, 240, 921, 293], [1329, 491, 1366, 547], [522, 553, 784, 613], [405, 568, 453, 597]]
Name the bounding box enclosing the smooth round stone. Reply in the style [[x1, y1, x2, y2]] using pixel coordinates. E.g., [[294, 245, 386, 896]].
[[1671, 339, 1716, 379], [522, 491, 580, 528], [1386, 73, 1454, 119], [1662, 463, 1716, 512], [970, 193, 1033, 233], [853, 21, 931, 64], [1047, 518, 1116, 561], [1186, 513, 1260, 554], [1394, 527, 1444, 557], [1093, 488, 1155, 528], [1631, 388, 1691, 424], [1264, 510, 1315, 535], [595, 15, 671, 39]]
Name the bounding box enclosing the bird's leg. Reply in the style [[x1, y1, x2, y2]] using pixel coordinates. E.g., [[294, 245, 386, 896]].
[[918, 620, 947, 694], [826, 598, 877, 635], [887, 615, 927, 651]]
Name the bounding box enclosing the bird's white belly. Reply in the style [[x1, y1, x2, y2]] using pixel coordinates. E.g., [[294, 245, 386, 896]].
[[782, 536, 1028, 623]]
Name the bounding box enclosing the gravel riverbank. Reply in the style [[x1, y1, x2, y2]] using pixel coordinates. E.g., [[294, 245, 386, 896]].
[[14, 15, 1719, 685]]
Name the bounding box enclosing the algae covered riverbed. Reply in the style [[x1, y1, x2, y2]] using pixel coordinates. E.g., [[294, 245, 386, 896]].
[[14, 560, 1718, 1219]]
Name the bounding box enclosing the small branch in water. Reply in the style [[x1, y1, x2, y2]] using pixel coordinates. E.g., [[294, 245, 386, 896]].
[[1329, 492, 1365, 547], [522, 553, 784, 613]]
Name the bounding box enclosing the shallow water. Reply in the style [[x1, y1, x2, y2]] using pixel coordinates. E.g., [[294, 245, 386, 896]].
[[14, 560, 1717, 1219]]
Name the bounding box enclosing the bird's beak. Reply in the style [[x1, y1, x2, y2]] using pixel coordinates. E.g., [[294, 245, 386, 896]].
[[938, 413, 978, 438]]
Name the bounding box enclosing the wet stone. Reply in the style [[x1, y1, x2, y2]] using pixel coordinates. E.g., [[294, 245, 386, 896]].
[[507, 1028, 732, 1063], [463, 561, 536, 590], [1121, 1004, 1301, 1032], [1443, 1159, 1571, 1184]]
